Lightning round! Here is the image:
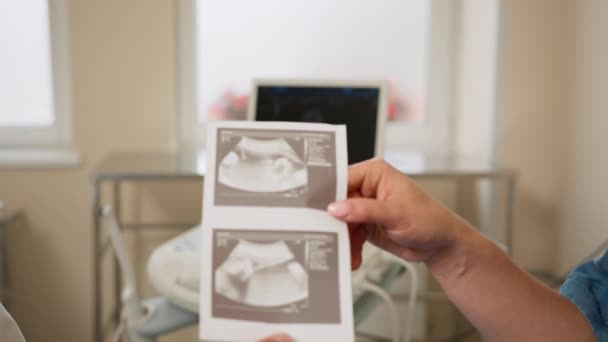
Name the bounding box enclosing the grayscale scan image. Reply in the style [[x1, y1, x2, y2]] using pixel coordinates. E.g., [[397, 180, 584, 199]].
[[218, 136, 308, 193], [214, 128, 337, 209], [212, 229, 340, 324]]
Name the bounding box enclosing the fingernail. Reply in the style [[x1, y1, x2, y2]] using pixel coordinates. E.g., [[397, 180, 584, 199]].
[[328, 201, 350, 217], [268, 333, 292, 342]]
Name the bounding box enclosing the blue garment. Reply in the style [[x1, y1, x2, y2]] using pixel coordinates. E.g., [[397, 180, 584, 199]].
[[560, 248, 608, 341]]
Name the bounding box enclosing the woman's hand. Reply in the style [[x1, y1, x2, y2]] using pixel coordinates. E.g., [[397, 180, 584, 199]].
[[327, 159, 473, 270], [329, 159, 596, 342]]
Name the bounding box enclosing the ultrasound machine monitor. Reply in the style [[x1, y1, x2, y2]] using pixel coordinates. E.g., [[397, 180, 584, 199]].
[[248, 79, 388, 165]]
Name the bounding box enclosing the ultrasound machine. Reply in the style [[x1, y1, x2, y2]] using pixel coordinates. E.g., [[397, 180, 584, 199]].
[[247, 79, 389, 165]]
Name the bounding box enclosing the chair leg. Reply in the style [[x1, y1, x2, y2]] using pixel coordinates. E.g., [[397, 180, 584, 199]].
[[111, 320, 126, 342], [102, 205, 154, 342], [359, 280, 400, 342], [126, 328, 156, 342], [384, 256, 419, 342]]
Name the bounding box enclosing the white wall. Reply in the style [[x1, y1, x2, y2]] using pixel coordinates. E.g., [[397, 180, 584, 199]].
[[497, 0, 608, 275], [453, 0, 500, 162], [0, 1, 180, 341], [557, 0, 608, 274], [496, 0, 573, 271]]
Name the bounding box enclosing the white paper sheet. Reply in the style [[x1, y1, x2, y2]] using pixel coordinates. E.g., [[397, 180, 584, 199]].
[[199, 121, 354, 342]]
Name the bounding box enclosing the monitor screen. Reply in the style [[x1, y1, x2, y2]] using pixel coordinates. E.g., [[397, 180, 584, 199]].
[[254, 85, 380, 164]]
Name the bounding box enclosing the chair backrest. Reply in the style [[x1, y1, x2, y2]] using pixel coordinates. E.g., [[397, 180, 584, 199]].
[[101, 205, 145, 319]]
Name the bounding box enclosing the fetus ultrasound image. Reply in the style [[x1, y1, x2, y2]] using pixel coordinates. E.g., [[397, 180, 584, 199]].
[[214, 128, 337, 209], [212, 229, 340, 324], [218, 136, 308, 193]]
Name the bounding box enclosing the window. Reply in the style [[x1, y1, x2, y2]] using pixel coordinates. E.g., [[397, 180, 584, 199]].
[[177, 1, 455, 152], [0, 0, 73, 153]]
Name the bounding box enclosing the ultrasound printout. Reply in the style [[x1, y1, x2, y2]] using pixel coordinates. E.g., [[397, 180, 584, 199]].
[[215, 128, 337, 210], [199, 121, 353, 342]]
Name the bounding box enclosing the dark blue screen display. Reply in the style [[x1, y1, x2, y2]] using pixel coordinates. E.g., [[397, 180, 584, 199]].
[[255, 86, 380, 164]]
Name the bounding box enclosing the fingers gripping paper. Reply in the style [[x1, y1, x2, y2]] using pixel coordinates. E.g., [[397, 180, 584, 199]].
[[199, 121, 354, 342]]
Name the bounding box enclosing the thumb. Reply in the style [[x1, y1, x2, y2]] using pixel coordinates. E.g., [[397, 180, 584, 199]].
[[328, 198, 398, 226]]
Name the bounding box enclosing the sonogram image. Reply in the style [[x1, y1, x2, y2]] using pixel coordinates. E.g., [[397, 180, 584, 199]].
[[218, 137, 308, 193]]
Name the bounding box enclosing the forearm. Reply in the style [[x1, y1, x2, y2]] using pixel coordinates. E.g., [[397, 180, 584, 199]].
[[426, 220, 595, 342]]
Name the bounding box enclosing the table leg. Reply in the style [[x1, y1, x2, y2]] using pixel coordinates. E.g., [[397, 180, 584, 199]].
[[92, 180, 102, 342], [113, 181, 122, 328], [505, 176, 518, 257], [0, 221, 9, 310], [455, 177, 466, 216]]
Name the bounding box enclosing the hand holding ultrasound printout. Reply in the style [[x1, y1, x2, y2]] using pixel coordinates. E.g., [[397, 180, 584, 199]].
[[199, 121, 354, 341]]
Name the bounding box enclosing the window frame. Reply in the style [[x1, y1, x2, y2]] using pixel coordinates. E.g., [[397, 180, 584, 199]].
[[176, 0, 457, 154], [0, 0, 73, 149], [385, 0, 457, 152]]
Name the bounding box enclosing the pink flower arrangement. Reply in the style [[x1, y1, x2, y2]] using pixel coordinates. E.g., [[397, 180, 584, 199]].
[[387, 80, 424, 123], [208, 90, 249, 121]]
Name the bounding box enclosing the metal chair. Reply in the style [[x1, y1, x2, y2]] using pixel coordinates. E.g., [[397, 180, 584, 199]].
[[102, 206, 198, 342], [352, 246, 419, 342]]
